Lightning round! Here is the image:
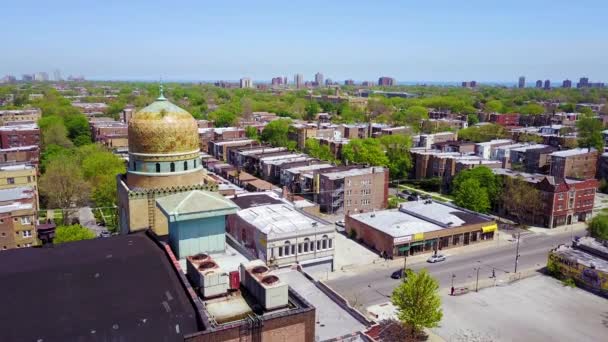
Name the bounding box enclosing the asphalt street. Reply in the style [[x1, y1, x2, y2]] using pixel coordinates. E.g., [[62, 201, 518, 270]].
[[325, 230, 576, 309]]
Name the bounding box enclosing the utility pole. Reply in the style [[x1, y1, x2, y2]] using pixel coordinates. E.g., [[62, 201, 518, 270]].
[[514, 232, 521, 273], [475, 267, 480, 292]]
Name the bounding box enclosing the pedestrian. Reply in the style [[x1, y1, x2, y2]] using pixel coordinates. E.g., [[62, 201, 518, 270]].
[[451, 286, 455, 296]]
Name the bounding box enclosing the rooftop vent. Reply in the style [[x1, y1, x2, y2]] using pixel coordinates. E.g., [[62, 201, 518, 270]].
[[198, 261, 217, 271], [191, 253, 209, 261], [252, 265, 269, 274], [261, 275, 280, 285]]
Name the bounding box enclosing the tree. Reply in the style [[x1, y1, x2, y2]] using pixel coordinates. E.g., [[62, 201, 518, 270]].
[[39, 155, 91, 225], [393, 105, 428, 131], [519, 103, 545, 115], [452, 166, 501, 205], [64, 114, 92, 146], [379, 135, 412, 180], [305, 138, 336, 162], [54, 224, 96, 244], [261, 119, 295, 149], [500, 176, 543, 225], [576, 113, 604, 152], [304, 101, 320, 121], [78, 145, 126, 207], [391, 269, 443, 335], [209, 109, 238, 127], [588, 215, 608, 240], [484, 100, 504, 113], [457, 124, 509, 142], [341, 138, 389, 166], [467, 113, 479, 126], [39, 115, 73, 148], [245, 126, 259, 140], [453, 178, 491, 213]]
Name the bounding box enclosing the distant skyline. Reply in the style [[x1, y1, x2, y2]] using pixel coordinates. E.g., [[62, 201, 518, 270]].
[[2, 0, 608, 82]]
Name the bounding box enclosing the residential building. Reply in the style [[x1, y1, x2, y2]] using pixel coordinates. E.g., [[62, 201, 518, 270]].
[[0, 123, 40, 149], [208, 139, 256, 161], [475, 139, 513, 159], [378, 76, 395, 86], [494, 168, 597, 228], [317, 166, 388, 214], [461, 81, 477, 88], [89, 119, 128, 149], [0, 186, 38, 250], [0, 164, 37, 192], [239, 77, 252, 88], [0, 108, 42, 125], [294, 73, 304, 89], [53, 69, 62, 81], [34, 72, 49, 82], [511, 144, 557, 173], [562, 79, 572, 88], [344, 79, 355, 86], [0, 145, 40, 166], [549, 148, 598, 180], [71, 102, 108, 115], [314, 72, 324, 87], [227, 196, 335, 269], [432, 140, 476, 154], [577, 77, 590, 88], [536, 80, 543, 88], [421, 118, 467, 132], [345, 200, 497, 258], [518, 76, 526, 88], [544, 80, 551, 90], [489, 113, 520, 126], [413, 132, 457, 149], [340, 123, 369, 139], [21, 74, 33, 82]]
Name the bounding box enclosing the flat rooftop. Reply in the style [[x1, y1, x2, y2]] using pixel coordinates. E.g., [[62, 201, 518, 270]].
[[553, 245, 608, 273], [510, 144, 549, 152], [212, 139, 253, 146], [0, 186, 34, 201], [0, 232, 198, 341], [0, 123, 38, 131], [550, 148, 596, 157], [322, 166, 385, 180], [236, 203, 332, 238], [350, 209, 442, 238], [476, 139, 513, 146], [0, 163, 34, 171], [229, 193, 284, 209], [400, 200, 492, 226], [283, 163, 334, 174]]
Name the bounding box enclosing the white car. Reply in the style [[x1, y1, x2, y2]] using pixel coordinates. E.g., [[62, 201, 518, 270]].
[[335, 220, 345, 228], [427, 254, 446, 263]]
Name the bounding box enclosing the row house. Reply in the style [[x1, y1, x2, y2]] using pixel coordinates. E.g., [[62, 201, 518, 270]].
[[0, 108, 41, 125], [0, 123, 40, 149], [421, 119, 467, 133], [227, 145, 287, 170], [489, 113, 520, 127], [207, 139, 256, 162], [413, 132, 457, 149], [0, 145, 39, 167]]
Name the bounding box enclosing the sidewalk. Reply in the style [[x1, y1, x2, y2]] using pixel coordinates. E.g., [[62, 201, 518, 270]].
[[527, 222, 587, 236], [398, 185, 453, 202]]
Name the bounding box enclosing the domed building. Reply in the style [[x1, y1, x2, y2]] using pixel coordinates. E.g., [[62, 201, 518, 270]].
[[117, 87, 216, 235]]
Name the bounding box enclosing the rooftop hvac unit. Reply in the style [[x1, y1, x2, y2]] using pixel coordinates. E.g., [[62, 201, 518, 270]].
[[239, 260, 288, 310], [186, 254, 229, 299]]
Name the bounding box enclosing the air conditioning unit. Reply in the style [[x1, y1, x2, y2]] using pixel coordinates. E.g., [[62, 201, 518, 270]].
[[186, 253, 229, 298], [239, 260, 288, 310]]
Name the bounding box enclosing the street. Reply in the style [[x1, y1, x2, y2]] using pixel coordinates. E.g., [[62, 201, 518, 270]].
[[325, 230, 576, 309]]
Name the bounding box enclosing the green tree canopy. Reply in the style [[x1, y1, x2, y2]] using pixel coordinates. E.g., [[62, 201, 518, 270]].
[[576, 114, 604, 152], [519, 103, 545, 115], [209, 109, 238, 127], [393, 105, 428, 131], [341, 138, 389, 166], [379, 134, 412, 180], [457, 124, 509, 143], [244, 126, 259, 140], [391, 269, 443, 334], [453, 178, 491, 213], [305, 138, 336, 163], [261, 119, 296, 149], [304, 101, 320, 121], [485, 100, 504, 113], [589, 215, 608, 240], [54, 224, 96, 244]]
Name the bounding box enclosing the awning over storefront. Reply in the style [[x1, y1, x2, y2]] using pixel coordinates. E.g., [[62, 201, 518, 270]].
[[409, 241, 425, 247], [398, 245, 410, 252], [425, 239, 437, 245], [482, 224, 498, 233]]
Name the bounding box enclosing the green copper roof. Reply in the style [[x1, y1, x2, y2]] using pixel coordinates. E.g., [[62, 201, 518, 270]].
[[156, 190, 239, 222]]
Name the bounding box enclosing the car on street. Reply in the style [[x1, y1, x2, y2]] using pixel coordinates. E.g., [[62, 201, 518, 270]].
[[99, 231, 112, 238], [391, 269, 406, 279], [427, 254, 446, 263], [335, 220, 345, 227]]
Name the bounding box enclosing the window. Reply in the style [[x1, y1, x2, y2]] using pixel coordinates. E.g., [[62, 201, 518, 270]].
[[328, 239, 332, 248], [291, 245, 295, 255], [21, 217, 31, 225], [298, 244, 302, 253], [184, 161, 188, 171], [7, 178, 14, 184], [22, 230, 32, 237], [278, 246, 283, 257], [27, 176, 31, 182], [317, 240, 321, 250], [194, 159, 197, 168], [1, 232, 5, 237], [558, 193, 564, 200], [155, 163, 161, 173], [322, 235, 328, 249], [284, 241, 290, 256], [132, 161, 137, 171], [303, 238, 310, 252], [13, 217, 18, 222], [170, 162, 175, 172]]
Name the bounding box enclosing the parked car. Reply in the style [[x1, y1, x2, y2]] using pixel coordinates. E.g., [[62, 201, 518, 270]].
[[391, 269, 406, 279], [407, 195, 418, 201], [335, 220, 345, 227], [99, 231, 111, 238], [427, 254, 446, 263], [420, 194, 431, 200]]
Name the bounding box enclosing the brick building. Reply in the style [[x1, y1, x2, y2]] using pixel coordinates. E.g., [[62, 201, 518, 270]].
[[0, 123, 40, 149], [549, 148, 598, 180], [494, 169, 597, 228], [317, 166, 388, 214], [0, 108, 41, 125], [345, 200, 496, 258], [0, 186, 38, 250], [489, 113, 520, 126], [0, 145, 40, 166]]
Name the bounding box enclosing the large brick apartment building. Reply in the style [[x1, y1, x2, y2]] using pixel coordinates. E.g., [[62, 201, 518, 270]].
[[549, 148, 598, 180], [0, 123, 40, 149]]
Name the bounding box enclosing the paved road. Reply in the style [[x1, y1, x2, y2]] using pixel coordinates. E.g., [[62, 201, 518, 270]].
[[78, 207, 106, 236], [326, 230, 576, 309]]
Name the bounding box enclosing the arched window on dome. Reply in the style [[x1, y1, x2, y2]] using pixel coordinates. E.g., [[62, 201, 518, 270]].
[[155, 163, 160, 173], [170, 162, 175, 172], [184, 161, 188, 171], [194, 159, 197, 168], [132, 161, 136, 171]]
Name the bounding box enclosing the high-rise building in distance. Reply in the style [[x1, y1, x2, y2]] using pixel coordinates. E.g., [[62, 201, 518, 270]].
[[34, 72, 49, 82], [562, 79, 572, 88], [535, 80, 543, 88], [53, 69, 62, 81], [314, 72, 324, 87], [577, 77, 589, 88], [344, 79, 355, 86], [518, 76, 525, 88], [22, 74, 33, 82], [544, 80, 551, 90], [378, 76, 395, 86], [239, 77, 252, 88], [271, 76, 283, 86], [294, 74, 304, 89]]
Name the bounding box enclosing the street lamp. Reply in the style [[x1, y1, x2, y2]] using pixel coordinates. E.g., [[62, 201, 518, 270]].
[[475, 261, 481, 292]]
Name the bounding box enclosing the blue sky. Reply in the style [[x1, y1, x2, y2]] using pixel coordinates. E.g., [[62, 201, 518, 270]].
[[2, 0, 607, 82]]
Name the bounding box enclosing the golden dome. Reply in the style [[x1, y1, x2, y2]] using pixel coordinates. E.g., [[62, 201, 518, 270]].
[[128, 96, 199, 154]]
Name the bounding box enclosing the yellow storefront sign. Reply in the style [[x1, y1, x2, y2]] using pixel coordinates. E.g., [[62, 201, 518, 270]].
[[413, 233, 424, 241], [482, 224, 498, 233]]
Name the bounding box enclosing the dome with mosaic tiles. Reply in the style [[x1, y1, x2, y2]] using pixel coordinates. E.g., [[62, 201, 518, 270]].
[[128, 91, 199, 154]]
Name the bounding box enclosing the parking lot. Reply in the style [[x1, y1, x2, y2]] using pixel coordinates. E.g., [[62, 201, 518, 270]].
[[434, 275, 608, 341]]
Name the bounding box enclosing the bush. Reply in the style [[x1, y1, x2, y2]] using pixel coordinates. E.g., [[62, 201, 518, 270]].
[[562, 278, 576, 288], [349, 229, 357, 240]]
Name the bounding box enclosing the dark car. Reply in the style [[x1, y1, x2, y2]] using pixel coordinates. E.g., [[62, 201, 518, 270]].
[[391, 269, 406, 279], [407, 195, 418, 201], [99, 231, 111, 238]]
